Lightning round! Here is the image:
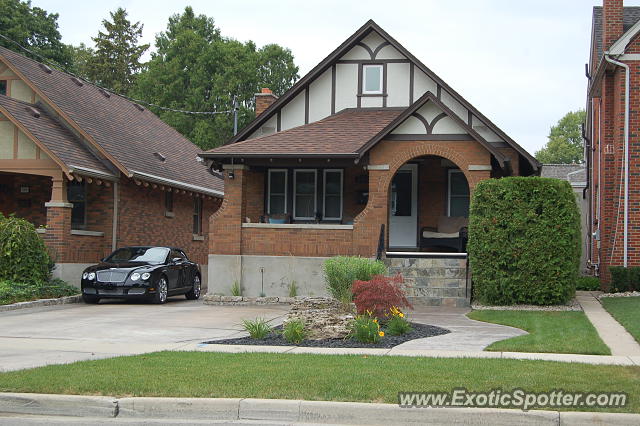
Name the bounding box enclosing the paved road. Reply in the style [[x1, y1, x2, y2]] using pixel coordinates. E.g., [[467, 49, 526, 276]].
[[0, 299, 289, 372]]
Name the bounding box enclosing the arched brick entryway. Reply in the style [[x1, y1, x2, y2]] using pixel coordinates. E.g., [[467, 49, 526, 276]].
[[353, 140, 492, 256]]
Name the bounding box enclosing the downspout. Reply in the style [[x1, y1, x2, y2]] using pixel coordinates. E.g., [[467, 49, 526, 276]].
[[112, 181, 119, 251], [604, 54, 630, 267]]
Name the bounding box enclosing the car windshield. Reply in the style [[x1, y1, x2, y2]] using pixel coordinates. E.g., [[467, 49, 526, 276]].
[[104, 247, 169, 264]]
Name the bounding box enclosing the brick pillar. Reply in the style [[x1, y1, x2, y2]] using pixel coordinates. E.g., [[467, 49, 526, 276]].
[[209, 166, 248, 255], [255, 88, 277, 116], [353, 169, 389, 257], [43, 175, 72, 263]]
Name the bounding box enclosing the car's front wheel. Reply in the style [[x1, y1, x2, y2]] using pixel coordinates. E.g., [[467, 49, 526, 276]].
[[82, 294, 100, 304], [185, 274, 201, 300], [151, 276, 168, 304]]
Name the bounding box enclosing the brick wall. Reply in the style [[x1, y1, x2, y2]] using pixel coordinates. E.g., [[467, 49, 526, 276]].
[[210, 139, 500, 258], [588, 27, 640, 282], [0, 173, 50, 226], [117, 179, 220, 265], [241, 227, 353, 256]]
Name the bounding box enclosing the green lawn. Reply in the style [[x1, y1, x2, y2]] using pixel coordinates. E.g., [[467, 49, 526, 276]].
[[601, 297, 640, 344], [0, 352, 639, 413], [467, 310, 610, 355]]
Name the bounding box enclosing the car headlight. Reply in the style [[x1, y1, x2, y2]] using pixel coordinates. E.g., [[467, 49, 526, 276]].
[[130, 272, 141, 281], [82, 272, 88, 280], [141, 272, 151, 281], [87, 272, 96, 281]]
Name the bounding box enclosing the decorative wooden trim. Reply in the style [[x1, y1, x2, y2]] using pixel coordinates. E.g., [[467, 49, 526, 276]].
[[357, 64, 363, 108], [12, 126, 17, 159], [0, 54, 131, 177], [382, 63, 388, 107], [356, 42, 375, 60], [276, 111, 281, 132], [331, 64, 336, 115], [304, 86, 309, 124], [409, 63, 414, 104], [336, 59, 409, 64], [0, 104, 71, 177], [372, 41, 391, 58], [385, 134, 475, 141]]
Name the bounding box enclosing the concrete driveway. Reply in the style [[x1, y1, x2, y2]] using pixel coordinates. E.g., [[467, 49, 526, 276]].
[[0, 299, 289, 372]]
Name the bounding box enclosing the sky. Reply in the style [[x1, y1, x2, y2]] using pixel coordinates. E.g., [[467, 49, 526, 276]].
[[30, 0, 634, 154]]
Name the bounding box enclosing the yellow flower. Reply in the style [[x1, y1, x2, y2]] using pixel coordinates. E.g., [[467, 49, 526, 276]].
[[399, 313, 405, 318], [373, 319, 378, 323], [378, 331, 385, 337]]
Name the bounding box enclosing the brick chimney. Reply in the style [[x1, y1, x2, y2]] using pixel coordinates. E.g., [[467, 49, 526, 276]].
[[603, 0, 624, 51], [255, 88, 278, 116]]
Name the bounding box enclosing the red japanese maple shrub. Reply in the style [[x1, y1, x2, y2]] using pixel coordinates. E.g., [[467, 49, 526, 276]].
[[352, 274, 412, 318]]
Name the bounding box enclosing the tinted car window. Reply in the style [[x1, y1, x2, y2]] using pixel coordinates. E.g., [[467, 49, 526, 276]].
[[106, 247, 169, 264], [170, 250, 187, 262]]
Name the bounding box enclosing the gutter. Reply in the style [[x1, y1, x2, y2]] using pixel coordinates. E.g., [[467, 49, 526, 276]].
[[603, 54, 630, 267], [130, 170, 223, 197], [68, 165, 118, 181]]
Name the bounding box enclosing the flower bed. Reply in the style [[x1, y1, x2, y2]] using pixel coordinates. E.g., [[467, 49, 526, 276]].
[[204, 322, 449, 348]]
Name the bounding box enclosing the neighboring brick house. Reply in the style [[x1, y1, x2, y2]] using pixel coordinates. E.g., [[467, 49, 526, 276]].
[[200, 20, 539, 300], [540, 164, 588, 272], [586, 0, 640, 281], [0, 47, 223, 287]]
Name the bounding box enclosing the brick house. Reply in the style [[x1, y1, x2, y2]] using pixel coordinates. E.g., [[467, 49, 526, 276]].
[[0, 46, 223, 287], [586, 0, 640, 281], [201, 20, 539, 304]]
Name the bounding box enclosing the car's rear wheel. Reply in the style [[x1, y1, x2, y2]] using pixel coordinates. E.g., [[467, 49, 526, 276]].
[[185, 274, 201, 300], [152, 276, 168, 304], [82, 294, 100, 304]]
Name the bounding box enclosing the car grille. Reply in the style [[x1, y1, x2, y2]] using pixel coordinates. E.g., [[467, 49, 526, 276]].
[[96, 270, 128, 283]]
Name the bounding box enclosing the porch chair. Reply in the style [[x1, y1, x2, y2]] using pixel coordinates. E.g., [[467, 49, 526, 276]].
[[420, 216, 469, 252]]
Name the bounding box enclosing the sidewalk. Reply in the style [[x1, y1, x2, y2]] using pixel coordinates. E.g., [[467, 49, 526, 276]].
[[576, 291, 640, 356]]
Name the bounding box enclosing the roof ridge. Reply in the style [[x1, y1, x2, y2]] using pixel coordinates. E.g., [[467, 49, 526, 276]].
[[0, 46, 140, 108]]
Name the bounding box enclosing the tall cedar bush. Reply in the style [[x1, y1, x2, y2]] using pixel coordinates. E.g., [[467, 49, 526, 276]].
[[0, 214, 52, 285], [467, 177, 580, 305], [323, 256, 387, 304]]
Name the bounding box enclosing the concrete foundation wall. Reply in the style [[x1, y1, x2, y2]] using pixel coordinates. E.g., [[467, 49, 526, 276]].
[[208, 254, 328, 297], [52, 263, 94, 287]]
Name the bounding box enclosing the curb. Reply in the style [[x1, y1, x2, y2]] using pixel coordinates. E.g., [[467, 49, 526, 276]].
[[0, 295, 82, 312], [1, 393, 639, 425], [0, 392, 117, 418]]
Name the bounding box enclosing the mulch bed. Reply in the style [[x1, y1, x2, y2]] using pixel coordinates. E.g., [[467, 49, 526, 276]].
[[203, 322, 450, 349]]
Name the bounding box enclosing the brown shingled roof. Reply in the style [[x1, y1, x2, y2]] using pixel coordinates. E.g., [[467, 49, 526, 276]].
[[205, 108, 403, 158], [0, 94, 113, 176], [0, 46, 223, 195]]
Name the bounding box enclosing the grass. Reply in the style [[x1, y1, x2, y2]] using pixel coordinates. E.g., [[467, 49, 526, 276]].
[[0, 352, 639, 412], [467, 310, 610, 355], [601, 297, 640, 344], [0, 279, 79, 305]]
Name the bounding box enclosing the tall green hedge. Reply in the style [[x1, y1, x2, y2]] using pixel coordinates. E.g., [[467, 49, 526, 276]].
[[0, 214, 52, 285], [468, 177, 581, 305]]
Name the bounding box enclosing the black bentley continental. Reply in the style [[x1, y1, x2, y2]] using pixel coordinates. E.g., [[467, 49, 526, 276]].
[[81, 246, 202, 304]]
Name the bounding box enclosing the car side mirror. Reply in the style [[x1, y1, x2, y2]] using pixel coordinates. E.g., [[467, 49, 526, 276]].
[[172, 257, 182, 263]]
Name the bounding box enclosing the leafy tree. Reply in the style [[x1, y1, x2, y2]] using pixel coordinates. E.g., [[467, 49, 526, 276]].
[[535, 110, 586, 164], [87, 8, 149, 95], [0, 0, 71, 66], [132, 7, 299, 150], [67, 43, 93, 79]]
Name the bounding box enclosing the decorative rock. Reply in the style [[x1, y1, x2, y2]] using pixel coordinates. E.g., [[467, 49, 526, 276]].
[[220, 296, 244, 303], [285, 297, 355, 340], [256, 296, 279, 304]]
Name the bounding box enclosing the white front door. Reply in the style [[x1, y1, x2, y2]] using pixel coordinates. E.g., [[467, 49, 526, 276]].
[[389, 164, 418, 248]]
